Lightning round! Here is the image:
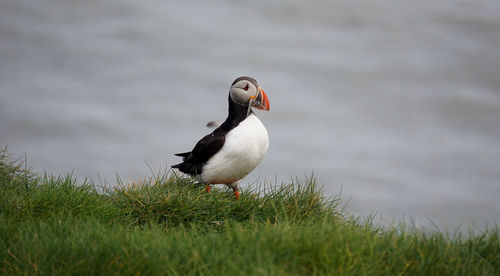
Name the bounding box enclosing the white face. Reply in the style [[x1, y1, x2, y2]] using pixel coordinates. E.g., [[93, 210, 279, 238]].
[[229, 79, 259, 107]]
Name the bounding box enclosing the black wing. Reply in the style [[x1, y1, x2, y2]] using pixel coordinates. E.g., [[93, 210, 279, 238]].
[[174, 151, 191, 161], [171, 133, 225, 176]]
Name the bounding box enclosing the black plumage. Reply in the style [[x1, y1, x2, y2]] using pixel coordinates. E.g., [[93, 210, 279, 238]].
[[171, 94, 251, 176]]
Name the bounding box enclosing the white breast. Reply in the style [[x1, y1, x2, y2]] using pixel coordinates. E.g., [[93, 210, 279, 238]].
[[201, 114, 269, 184]]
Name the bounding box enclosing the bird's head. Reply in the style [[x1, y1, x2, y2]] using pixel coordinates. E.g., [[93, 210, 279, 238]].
[[229, 76, 270, 111]]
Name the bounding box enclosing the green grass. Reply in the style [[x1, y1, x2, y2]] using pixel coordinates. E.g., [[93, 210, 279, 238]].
[[0, 148, 499, 275]]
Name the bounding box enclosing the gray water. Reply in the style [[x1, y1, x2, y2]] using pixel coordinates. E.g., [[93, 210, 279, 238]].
[[1, 0, 500, 231]]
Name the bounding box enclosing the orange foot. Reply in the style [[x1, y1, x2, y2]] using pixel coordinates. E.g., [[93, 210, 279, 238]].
[[234, 190, 240, 200], [206, 185, 211, 193]]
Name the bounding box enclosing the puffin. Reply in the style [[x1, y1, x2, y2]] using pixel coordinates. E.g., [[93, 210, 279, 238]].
[[172, 76, 270, 199]]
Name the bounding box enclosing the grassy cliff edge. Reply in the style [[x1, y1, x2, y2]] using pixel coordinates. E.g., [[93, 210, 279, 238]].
[[1, 149, 499, 275]]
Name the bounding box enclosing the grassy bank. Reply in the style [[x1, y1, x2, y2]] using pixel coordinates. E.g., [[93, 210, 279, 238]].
[[0, 149, 499, 275]]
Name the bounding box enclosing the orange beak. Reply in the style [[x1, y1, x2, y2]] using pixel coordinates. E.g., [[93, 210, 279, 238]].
[[252, 87, 270, 111]]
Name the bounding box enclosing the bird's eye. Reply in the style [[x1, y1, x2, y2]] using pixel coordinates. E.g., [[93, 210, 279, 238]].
[[243, 83, 249, 91]]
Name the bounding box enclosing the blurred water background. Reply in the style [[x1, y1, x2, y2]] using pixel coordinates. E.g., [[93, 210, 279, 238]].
[[1, 0, 500, 231]]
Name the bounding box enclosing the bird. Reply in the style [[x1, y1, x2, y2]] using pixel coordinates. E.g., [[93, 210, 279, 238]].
[[171, 76, 270, 199]]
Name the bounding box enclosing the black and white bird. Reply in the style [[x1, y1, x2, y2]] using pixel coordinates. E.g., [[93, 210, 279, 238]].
[[172, 76, 270, 199]]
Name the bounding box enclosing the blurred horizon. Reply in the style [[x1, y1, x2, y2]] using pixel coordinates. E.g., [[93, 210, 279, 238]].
[[1, 0, 500, 231]]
